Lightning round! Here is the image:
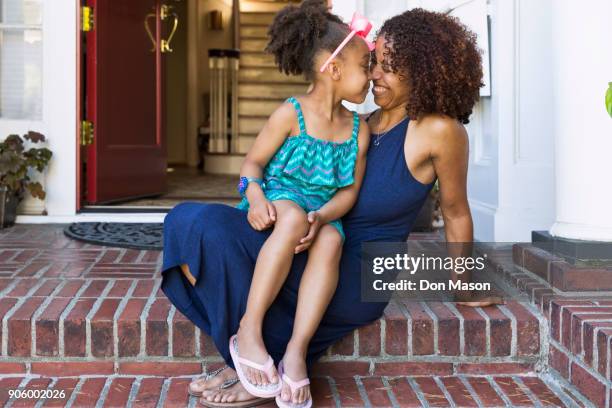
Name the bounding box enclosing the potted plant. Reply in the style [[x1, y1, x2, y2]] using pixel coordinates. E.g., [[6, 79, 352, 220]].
[[0, 131, 52, 228]]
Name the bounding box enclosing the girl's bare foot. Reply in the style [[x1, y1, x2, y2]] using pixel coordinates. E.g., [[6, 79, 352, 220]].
[[236, 323, 279, 386], [201, 380, 265, 404], [189, 366, 237, 396], [279, 347, 310, 405]]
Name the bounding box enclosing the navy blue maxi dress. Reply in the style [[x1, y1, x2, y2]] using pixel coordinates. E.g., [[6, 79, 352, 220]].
[[161, 116, 435, 370]]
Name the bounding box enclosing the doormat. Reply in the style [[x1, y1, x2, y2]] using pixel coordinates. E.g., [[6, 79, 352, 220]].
[[64, 222, 163, 250]]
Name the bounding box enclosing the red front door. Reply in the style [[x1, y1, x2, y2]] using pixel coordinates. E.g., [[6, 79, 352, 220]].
[[84, 0, 168, 204]]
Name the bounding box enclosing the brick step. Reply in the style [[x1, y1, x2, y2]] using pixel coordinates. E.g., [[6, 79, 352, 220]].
[[0, 274, 544, 373], [0, 373, 588, 407], [0, 227, 593, 406], [485, 246, 612, 407], [513, 243, 612, 292]]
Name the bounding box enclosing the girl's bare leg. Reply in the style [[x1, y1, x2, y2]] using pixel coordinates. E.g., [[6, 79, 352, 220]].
[[237, 200, 309, 387], [280, 225, 343, 404]]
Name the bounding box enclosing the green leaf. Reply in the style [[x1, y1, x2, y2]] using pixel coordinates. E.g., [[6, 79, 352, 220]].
[[26, 182, 45, 200], [1, 135, 24, 154], [0, 150, 23, 173], [607, 82, 612, 118], [25, 131, 45, 143]]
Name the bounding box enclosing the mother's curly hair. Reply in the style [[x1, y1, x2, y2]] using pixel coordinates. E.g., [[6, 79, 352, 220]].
[[379, 8, 483, 124]]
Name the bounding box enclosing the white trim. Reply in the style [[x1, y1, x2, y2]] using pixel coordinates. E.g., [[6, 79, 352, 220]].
[[469, 198, 496, 242], [550, 222, 612, 243], [16, 213, 167, 224]]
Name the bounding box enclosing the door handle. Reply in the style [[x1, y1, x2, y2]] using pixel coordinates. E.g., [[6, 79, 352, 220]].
[[144, 12, 157, 52], [160, 4, 179, 53]]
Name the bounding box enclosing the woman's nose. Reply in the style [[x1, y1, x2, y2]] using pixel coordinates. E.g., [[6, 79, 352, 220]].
[[370, 65, 382, 80]]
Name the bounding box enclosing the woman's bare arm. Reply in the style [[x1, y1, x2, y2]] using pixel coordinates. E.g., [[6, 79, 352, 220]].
[[428, 117, 502, 306], [429, 118, 473, 243]]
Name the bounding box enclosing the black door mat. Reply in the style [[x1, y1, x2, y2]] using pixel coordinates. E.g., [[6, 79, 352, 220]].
[[64, 222, 163, 250]]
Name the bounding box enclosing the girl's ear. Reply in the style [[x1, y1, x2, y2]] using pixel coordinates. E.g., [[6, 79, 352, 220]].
[[330, 61, 342, 81]]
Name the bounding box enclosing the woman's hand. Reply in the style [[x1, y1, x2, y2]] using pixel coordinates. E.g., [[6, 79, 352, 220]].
[[294, 211, 322, 253], [247, 199, 276, 231]]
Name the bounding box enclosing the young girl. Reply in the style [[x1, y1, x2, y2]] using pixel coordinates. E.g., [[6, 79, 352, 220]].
[[230, 1, 372, 407]]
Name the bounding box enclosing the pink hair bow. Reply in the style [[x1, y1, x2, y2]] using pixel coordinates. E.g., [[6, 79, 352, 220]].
[[319, 12, 375, 73]]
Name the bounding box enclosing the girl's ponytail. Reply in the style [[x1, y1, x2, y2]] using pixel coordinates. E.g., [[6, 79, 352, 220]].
[[265, 0, 346, 80]]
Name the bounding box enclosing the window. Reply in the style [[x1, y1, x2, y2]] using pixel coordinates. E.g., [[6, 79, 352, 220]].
[[0, 0, 42, 120]]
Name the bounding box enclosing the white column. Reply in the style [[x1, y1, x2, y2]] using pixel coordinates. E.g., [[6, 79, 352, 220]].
[[549, 0, 612, 241]]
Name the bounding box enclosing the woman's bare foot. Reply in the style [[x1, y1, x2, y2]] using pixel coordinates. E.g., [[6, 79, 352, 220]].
[[279, 346, 310, 405], [189, 366, 237, 396], [236, 323, 279, 386], [200, 380, 262, 404]]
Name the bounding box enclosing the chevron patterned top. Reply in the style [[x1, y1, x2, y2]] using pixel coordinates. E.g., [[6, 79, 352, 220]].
[[236, 97, 359, 220], [266, 97, 359, 187]]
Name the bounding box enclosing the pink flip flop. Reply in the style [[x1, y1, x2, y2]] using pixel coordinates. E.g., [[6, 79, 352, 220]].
[[275, 360, 312, 408], [228, 334, 282, 398]]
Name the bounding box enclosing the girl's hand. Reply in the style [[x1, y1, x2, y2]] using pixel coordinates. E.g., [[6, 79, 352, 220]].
[[295, 211, 322, 253], [247, 199, 277, 231]]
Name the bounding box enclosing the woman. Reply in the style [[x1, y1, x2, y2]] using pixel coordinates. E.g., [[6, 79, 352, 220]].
[[161, 8, 487, 407]]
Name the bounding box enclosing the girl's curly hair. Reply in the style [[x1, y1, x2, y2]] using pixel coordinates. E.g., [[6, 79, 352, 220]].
[[265, 0, 353, 80], [379, 8, 484, 124]]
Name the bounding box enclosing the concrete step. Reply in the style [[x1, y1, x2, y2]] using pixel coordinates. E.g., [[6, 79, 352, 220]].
[[240, 12, 276, 26], [239, 83, 309, 99], [240, 51, 276, 68], [238, 67, 307, 84]]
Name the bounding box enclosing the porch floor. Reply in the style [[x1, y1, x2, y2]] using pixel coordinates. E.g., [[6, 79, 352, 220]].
[[104, 167, 240, 208]]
